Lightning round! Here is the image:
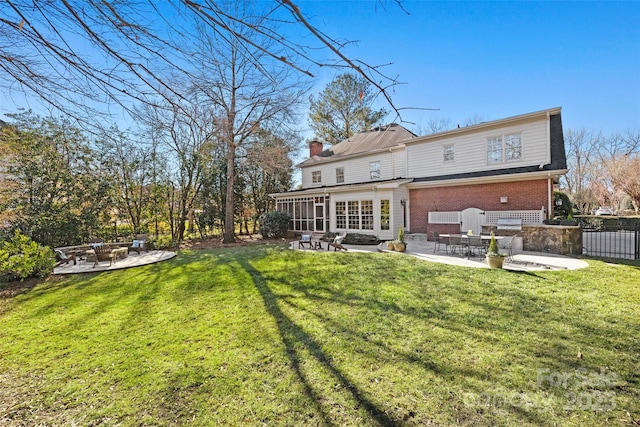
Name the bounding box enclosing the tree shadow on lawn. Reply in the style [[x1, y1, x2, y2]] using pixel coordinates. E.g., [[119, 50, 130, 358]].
[[237, 257, 399, 426], [251, 255, 639, 425]]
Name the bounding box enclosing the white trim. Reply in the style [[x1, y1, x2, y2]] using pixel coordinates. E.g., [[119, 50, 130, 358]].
[[404, 107, 562, 146], [406, 170, 568, 189]]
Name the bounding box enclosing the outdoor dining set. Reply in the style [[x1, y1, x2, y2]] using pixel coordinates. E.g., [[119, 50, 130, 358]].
[[433, 232, 514, 259], [54, 235, 148, 268]]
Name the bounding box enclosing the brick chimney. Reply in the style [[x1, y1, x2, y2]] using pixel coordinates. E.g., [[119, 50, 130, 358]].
[[308, 138, 324, 157]]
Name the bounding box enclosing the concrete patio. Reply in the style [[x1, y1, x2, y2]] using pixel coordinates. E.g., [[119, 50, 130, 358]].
[[53, 250, 176, 275], [290, 238, 589, 271]]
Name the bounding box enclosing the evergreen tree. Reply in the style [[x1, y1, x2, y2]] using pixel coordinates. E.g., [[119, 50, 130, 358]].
[[309, 73, 388, 145]]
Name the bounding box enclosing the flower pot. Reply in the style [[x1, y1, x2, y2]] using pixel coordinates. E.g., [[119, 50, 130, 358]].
[[486, 255, 506, 269], [386, 241, 395, 250], [394, 242, 406, 252]]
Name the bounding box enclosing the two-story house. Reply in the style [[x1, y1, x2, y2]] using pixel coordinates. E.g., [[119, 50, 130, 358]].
[[271, 107, 567, 240]]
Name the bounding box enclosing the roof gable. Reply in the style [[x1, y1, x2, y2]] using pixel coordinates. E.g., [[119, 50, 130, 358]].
[[299, 123, 416, 166]]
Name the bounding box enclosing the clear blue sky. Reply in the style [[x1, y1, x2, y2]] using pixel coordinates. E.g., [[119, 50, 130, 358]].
[[1, 1, 638, 137], [297, 0, 640, 135]]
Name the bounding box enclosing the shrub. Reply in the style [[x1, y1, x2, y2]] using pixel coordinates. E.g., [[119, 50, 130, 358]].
[[0, 231, 55, 281], [342, 233, 380, 245], [147, 235, 176, 250], [486, 232, 504, 257], [259, 211, 292, 238]]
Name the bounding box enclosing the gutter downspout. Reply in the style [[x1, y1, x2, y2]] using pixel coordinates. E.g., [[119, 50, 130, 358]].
[[546, 111, 552, 165], [548, 174, 552, 220]]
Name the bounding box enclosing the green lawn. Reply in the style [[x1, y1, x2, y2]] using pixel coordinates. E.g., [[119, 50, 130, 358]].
[[0, 245, 638, 426]]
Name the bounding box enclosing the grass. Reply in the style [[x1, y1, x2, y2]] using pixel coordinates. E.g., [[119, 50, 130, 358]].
[[0, 245, 638, 426]]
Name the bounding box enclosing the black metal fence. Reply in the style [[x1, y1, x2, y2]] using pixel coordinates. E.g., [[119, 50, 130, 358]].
[[582, 221, 640, 260]]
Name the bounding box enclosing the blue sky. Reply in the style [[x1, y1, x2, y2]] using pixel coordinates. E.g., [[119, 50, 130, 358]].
[[1, 1, 637, 138], [296, 0, 640, 134]]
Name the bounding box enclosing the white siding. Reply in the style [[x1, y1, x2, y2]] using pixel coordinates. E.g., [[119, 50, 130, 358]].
[[301, 151, 395, 188], [392, 149, 407, 178], [406, 118, 549, 178]]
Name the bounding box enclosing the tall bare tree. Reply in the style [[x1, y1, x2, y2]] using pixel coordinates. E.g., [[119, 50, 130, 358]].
[[561, 128, 602, 214], [0, 1, 404, 126], [140, 99, 216, 242], [189, 4, 307, 243]]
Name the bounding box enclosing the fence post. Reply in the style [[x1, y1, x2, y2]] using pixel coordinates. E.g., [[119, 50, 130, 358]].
[[633, 221, 640, 261]]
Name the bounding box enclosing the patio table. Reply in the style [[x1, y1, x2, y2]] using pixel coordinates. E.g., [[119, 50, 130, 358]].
[[440, 234, 502, 258]]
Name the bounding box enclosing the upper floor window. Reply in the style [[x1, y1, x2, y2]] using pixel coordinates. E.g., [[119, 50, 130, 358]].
[[487, 133, 522, 164], [312, 170, 321, 183], [487, 137, 503, 163], [336, 167, 344, 184], [370, 161, 380, 180], [505, 134, 522, 161], [443, 144, 455, 162]]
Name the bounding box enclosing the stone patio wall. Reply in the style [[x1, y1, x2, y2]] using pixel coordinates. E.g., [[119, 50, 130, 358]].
[[482, 225, 582, 255]]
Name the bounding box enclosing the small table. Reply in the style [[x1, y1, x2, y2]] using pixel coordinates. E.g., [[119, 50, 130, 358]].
[[112, 247, 128, 261]]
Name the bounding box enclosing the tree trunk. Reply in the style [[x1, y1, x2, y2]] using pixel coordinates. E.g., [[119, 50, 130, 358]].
[[223, 141, 235, 243]]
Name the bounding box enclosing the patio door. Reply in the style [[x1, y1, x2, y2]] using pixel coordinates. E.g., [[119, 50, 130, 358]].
[[315, 203, 325, 232], [460, 207, 484, 235]]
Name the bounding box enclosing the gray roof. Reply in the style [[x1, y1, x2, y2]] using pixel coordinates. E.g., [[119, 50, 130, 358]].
[[299, 123, 417, 167]]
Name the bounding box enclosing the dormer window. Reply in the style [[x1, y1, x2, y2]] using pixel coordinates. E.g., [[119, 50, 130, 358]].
[[369, 161, 380, 180], [312, 170, 321, 183]]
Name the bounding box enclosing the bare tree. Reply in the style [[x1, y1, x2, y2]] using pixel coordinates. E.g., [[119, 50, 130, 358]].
[[463, 114, 488, 126], [601, 154, 640, 214], [189, 5, 307, 243], [561, 128, 602, 214], [0, 1, 405, 126], [97, 127, 153, 234], [241, 128, 298, 233], [140, 99, 216, 242], [413, 117, 453, 135]]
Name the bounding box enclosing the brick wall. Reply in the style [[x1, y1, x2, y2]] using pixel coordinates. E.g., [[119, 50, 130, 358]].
[[410, 179, 549, 235]]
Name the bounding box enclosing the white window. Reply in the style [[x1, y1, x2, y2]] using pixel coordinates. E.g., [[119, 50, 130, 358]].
[[370, 161, 380, 180], [487, 137, 503, 163], [336, 201, 346, 229], [312, 170, 321, 183], [505, 134, 522, 161], [380, 200, 390, 230], [443, 144, 455, 162], [361, 200, 374, 230], [487, 133, 522, 164], [336, 167, 344, 184]]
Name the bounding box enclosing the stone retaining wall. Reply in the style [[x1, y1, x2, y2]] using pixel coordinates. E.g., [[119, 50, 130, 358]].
[[482, 225, 582, 255]]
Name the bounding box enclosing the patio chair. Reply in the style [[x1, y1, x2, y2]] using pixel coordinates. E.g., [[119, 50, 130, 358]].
[[446, 235, 467, 256], [298, 233, 313, 249], [55, 249, 77, 266], [499, 235, 516, 262], [93, 245, 117, 267], [130, 234, 148, 254], [432, 231, 444, 253], [327, 231, 348, 251], [468, 235, 485, 257]]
